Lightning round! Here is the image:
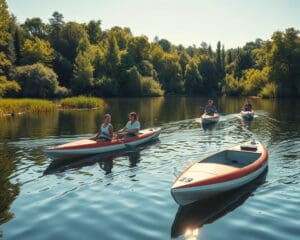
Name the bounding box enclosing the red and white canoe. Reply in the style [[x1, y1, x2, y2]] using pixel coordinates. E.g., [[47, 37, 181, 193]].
[[240, 110, 254, 120], [171, 141, 268, 205], [44, 127, 161, 160], [201, 113, 219, 124]]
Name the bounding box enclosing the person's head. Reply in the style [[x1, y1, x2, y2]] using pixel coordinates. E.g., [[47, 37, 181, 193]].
[[128, 112, 138, 121], [103, 113, 111, 123], [208, 99, 213, 105]]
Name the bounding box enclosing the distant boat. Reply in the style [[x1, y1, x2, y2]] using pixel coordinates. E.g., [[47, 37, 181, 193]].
[[171, 140, 268, 206], [44, 127, 161, 160], [201, 113, 220, 125], [240, 110, 254, 120]]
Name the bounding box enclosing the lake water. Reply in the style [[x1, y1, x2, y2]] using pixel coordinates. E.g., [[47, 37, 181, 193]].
[[0, 96, 299, 240]]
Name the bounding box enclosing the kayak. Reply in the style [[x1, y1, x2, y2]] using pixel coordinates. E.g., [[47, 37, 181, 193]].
[[171, 169, 267, 238], [240, 110, 254, 120], [44, 127, 161, 160], [171, 140, 268, 206], [201, 113, 219, 124]]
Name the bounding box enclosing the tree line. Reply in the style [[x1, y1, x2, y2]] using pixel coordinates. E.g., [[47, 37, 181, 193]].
[[0, 0, 299, 99]]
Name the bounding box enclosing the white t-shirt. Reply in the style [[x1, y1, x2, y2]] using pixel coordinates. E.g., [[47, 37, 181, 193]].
[[125, 120, 141, 131]]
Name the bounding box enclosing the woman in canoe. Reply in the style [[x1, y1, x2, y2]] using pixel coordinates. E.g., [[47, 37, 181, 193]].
[[242, 99, 253, 111], [95, 113, 114, 141], [117, 112, 141, 138], [204, 99, 218, 116]]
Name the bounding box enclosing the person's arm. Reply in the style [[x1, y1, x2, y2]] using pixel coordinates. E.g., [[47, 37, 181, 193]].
[[127, 121, 140, 134], [109, 125, 113, 138]]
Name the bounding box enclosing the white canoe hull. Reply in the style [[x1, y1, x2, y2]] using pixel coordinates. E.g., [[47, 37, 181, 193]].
[[171, 162, 267, 206], [201, 113, 219, 124], [171, 141, 268, 206], [44, 128, 161, 160]]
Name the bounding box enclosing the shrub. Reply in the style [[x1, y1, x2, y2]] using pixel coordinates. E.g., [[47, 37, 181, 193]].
[[141, 76, 164, 96], [60, 96, 106, 109], [14, 63, 59, 98], [259, 83, 278, 98]]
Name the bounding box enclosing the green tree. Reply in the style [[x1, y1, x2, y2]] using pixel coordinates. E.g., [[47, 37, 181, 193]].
[[105, 35, 120, 77], [21, 37, 54, 66], [184, 60, 203, 94], [0, 0, 13, 76], [198, 57, 219, 95], [23, 17, 48, 39], [71, 50, 94, 95], [86, 20, 102, 44], [14, 63, 59, 98], [158, 38, 171, 52]]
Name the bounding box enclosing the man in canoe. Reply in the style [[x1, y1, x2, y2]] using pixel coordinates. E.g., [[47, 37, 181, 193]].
[[242, 98, 253, 111], [204, 99, 218, 116], [117, 112, 141, 138], [95, 113, 114, 141]]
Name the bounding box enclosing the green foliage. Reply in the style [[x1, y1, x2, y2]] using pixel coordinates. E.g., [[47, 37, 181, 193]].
[[59, 22, 88, 64], [0, 75, 20, 97], [23, 18, 48, 39], [223, 74, 243, 96], [14, 63, 59, 98], [105, 35, 120, 77], [139, 60, 154, 76], [259, 82, 278, 98], [0, 4, 299, 99], [141, 76, 164, 96], [86, 20, 102, 44], [198, 57, 219, 94], [158, 38, 171, 52], [21, 37, 54, 66], [71, 51, 94, 95], [184, 60, 203, 94], [124, 66, 142, 96], [94, 76, 119, 97], [59, 96, 105, 109], [242, 67, 269, 95]]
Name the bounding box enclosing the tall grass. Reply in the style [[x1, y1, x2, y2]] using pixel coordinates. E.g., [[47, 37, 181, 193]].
[[0, 98, 56, 117], [59, 96, 106, 109]]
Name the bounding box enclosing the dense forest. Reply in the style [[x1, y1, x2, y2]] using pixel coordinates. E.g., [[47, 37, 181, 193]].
[[0, 0, 299, 99]]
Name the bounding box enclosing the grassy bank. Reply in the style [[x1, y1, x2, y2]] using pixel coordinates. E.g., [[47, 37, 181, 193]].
[[0, 99, 56, 117], [0, 97, 106, 117], [59, 96, 106, 110]]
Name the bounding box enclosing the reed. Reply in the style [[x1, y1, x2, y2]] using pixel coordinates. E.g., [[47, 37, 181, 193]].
[[59, 96, 106, 109], [0, 98, 56, 117]]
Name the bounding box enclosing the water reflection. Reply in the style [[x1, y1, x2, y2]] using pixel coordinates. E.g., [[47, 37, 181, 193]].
[[171, 169, 268, 239], [44, 147, 142, 176], [0, 146, 20, 224]]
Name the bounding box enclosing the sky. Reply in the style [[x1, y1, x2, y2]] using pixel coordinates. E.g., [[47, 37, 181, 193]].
[[6, 0, 300, 49]]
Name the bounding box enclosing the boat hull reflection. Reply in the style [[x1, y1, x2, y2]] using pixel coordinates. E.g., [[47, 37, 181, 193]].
[[171, 169, 267, 238]]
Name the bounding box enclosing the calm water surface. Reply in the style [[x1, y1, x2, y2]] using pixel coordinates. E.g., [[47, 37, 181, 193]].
[[0, 97, 299, 240]]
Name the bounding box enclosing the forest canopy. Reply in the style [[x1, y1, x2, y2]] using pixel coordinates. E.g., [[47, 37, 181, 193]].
[[0, 0, 299, 98]]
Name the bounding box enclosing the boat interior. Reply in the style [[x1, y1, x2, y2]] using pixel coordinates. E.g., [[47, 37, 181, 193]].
[[201, 150, 261, 168]]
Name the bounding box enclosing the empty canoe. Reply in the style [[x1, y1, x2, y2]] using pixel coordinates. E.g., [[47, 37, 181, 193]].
[[44, 127, 161, 160], [171, 141, 268, 206]]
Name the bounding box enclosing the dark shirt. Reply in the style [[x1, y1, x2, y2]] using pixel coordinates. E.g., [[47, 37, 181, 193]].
[[204, 105, 217, 116]]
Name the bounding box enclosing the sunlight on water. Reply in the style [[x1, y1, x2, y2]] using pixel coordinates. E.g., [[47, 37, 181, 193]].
[[0, 97, 299, 240]]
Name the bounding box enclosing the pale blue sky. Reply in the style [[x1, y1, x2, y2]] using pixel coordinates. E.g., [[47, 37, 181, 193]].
[[7, 0, 300, 49]]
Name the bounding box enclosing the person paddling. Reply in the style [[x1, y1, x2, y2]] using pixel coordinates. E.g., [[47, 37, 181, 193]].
[[242, 99, 253, 111], [95, 113, 113, 141], [117, 112, 141, 138], [204, 99, 218, 116]]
